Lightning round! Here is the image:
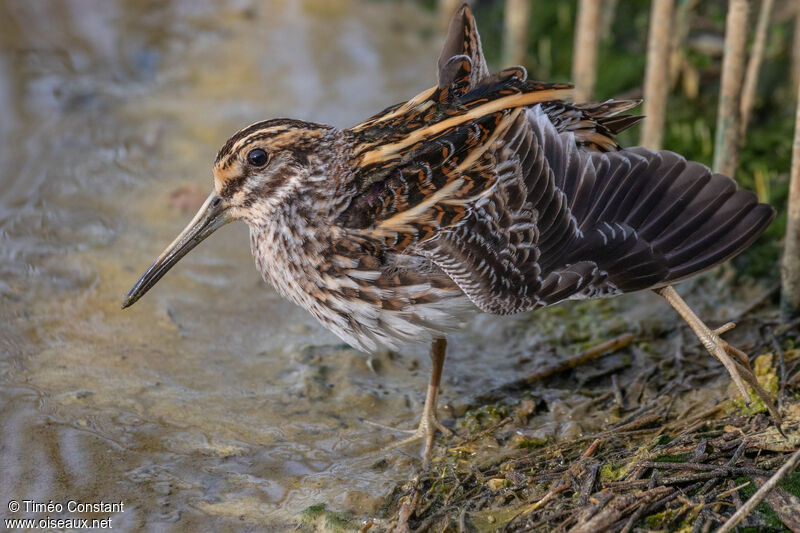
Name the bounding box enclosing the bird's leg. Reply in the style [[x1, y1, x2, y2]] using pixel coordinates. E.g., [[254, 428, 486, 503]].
[[654, 286, 782, 426], [420, 337, 453, 437], [374, 338, 452, 466]]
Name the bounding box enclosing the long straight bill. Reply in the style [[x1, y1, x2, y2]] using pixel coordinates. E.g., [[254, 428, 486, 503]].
[[122, 192, 231, 309]]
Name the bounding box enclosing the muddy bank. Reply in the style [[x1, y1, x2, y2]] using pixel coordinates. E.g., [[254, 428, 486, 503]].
[[368, 288, 800, 532]]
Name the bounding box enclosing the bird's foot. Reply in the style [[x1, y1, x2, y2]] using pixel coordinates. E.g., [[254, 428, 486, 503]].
[[655, 286, 782, 428], [695, 322, 783, 428], [365, 408, 453, 467], [700, 322, 750, 392]]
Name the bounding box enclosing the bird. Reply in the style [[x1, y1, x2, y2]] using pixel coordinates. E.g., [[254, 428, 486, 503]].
[[123, 4, 776, 465]]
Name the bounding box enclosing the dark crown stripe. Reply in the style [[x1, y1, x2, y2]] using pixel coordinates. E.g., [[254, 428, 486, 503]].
[[215, 119, 323, 168]]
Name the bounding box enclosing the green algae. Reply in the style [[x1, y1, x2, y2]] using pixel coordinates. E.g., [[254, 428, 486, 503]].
[[459, 402, 509, 434], [729, 353, 780, 416], [297, 504, 358, 533]]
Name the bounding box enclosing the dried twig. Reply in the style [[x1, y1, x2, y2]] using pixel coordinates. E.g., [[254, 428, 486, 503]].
[[575, 487, 671, 533], [474, 333, 634, 403], [717, 446, 800, 533], [601, 413, 663, 435], [753, 475, 800, 533], [582, 438, 602, 458], [635, 460, 771, 476], [524, 333, 635, 387]]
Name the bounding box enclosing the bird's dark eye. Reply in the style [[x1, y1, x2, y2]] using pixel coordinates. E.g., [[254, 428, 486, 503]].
[[247, 148, 269, 167]]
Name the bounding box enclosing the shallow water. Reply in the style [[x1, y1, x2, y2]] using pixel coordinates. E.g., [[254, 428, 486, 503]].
[[0, 0, 741, 530]]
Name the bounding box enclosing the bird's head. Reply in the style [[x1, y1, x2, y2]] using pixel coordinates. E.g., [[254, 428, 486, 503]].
[[122, 119, 333, 309]]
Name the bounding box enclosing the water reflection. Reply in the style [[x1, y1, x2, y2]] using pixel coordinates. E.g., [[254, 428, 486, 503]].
[[0, 1, 446, 528]]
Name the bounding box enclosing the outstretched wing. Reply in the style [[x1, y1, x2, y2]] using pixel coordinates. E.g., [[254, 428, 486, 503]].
[[338, 3, 774, 318], [415, 105, 773, 314]]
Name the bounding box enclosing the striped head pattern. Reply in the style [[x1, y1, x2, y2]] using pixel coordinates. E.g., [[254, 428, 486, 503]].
[[212, 118, 335, 222]]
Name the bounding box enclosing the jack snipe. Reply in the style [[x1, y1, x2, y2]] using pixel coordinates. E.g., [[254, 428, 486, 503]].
[[124, 5, 776, 465]]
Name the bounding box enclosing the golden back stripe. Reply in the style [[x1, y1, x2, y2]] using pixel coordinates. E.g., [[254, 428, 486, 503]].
[[369, 111, 521, 234], [350, 86, 438, 132], [359, 88, 573, 167], [377, 178, 465, 232], [454, 108, 521, 173]]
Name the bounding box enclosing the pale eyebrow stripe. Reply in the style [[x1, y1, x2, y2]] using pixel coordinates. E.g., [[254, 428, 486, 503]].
[[218, 127, 292, 168]]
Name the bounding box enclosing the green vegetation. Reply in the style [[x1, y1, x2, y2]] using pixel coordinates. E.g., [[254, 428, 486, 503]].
[[459, 402, 509, 433], [736, 477, 790, 532], [729, 353, 781, 415]]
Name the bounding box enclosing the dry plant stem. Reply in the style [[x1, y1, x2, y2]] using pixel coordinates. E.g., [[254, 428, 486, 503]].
[[620, 489, 678, 533], [654, 286, 782, 427], [752, 476, 800, 532], [583, 438, 602, 458], [393, 484, 420, 533], [601, 413, 662, 435], [598, 0, 619, 41], [529, 482, 570, 514], [522, 333, 634, 386], [502, 482, 571, 532], [474, 333, 634, 404], [502, 0, 531, 67], [572, 0, 601, 102], [634, 461, 770, 476], [572, 488, 671, 533], [717, 446, 800, 533], [793, 4, 800, 90], [437, 0, 463, 33], [782, 78, 800, 314], [739, 0, 774, 139], [641, 0, 675, 149], [712, 0, 749, 178], [669, 0, 698, 85]]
